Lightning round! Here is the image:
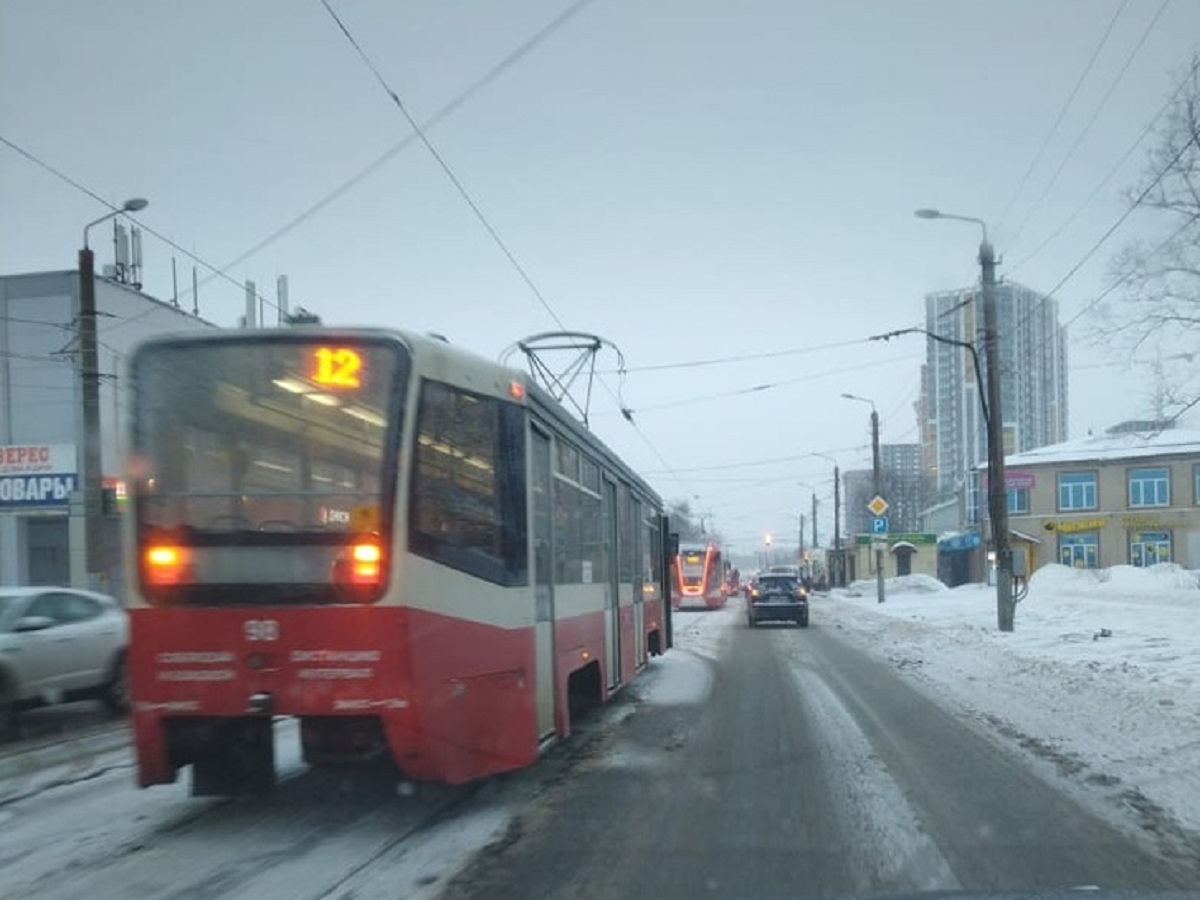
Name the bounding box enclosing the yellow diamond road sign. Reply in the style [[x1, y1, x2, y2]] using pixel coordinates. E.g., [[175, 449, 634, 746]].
[[868, 495, 889, 517]]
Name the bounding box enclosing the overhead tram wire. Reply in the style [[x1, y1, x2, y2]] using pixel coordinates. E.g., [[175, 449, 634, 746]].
[[1009, 53, 1200, 274], [642, 444, 867, 475], [1005, 0, 1172, 252], [318, 0, 688, 492], [993, 0, 1130, 234], [986, 118, 1200, 361], [598, 353, 923, 416], [320, 0, 566, 330], [185, 0, 601, 303], [596, 335, 880, 374], [1033, 129, 1198, 318], [0, 134, 282, 323]]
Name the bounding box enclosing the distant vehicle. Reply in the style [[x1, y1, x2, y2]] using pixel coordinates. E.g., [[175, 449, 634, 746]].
[[747, 574, 809, 628], [0, 587, 129, 733], [672, 543, 727, 609]]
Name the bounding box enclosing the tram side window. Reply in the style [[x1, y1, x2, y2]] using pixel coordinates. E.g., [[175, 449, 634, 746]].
[[554, 444, 602, 584], [409, 381, 528, 586], [618, 486, 635, 582], [643, 514, 662, 586]]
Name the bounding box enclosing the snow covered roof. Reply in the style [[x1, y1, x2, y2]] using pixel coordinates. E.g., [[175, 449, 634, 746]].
[[992, 428, 1200, 468]]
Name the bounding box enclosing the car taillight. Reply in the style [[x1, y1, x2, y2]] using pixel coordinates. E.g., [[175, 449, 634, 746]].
[[144, 545, 191, 586]]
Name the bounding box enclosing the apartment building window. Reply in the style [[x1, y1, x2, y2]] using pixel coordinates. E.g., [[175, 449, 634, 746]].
[[1128, 467, 1169, 508], [1130, 530, 1171, 567], [1058, 471, 1097, 511], [1059, 532, 1099, 569], [1008, 487, 1029, 515]]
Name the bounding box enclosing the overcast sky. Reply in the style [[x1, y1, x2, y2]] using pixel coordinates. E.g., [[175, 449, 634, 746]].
[[3, 0, 1198, 553]]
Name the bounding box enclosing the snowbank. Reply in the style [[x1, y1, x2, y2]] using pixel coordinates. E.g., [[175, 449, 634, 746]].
[[823, 565, 1200, 847]]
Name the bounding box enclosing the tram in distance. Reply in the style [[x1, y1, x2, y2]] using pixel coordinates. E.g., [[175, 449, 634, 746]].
[[671, 542, 728, 610], [125, 328, 671, 795]]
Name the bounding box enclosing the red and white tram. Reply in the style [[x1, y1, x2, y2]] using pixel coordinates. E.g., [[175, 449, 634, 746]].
[[126, 329, 669, 795], [671, 543, 727, 610]]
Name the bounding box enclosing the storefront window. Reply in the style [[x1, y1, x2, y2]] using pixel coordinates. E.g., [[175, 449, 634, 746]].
[[1059, 532, 1099, 568], [1130, 530, 1171, 567]]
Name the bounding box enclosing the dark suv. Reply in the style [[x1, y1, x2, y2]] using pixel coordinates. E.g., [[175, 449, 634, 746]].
[[746, 574, 809, 627]]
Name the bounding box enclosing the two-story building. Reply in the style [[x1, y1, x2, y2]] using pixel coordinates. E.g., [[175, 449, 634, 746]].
[[973, 422, 1200, 573]]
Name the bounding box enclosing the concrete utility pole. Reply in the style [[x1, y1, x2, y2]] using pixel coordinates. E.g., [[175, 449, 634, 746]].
[[915, 208, 1014, 632], [811, 492, 818, 551], [842, 394, 884, 603], [980, 239, 1015, 631], [79, 197, 148, 589], [833, 465, 841, 586]]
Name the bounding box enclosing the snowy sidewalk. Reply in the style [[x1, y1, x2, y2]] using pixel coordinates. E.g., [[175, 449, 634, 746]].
[[817, 564, 1200, 859]]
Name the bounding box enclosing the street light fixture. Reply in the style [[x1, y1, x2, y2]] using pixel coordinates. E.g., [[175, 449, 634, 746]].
[[915, 206, 1015, 632], [78, 197, 149, 588], [841, 393, 885, 603]]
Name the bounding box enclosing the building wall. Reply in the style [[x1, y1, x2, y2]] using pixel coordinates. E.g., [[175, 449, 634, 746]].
[[0, 270, 214, 589], [851, 533, 938, 581], [1006, 451, 1200, 571]]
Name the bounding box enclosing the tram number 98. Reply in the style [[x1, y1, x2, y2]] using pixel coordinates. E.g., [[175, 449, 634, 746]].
[[244, 619, 280, 642]]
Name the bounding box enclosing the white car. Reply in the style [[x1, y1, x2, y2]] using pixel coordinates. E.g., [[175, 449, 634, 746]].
[[0, 587, 129, 734]]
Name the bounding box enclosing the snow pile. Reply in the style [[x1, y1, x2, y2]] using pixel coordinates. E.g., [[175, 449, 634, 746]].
[[823, 565, 1200, 842], [843, 573, 948, 598], [1030, 561, 1200, 596]]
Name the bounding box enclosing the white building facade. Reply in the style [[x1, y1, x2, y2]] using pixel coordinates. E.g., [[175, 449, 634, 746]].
[[0, 270, 214, 590]]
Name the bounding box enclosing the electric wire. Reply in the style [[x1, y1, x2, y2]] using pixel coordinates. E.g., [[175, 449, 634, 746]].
[[994, 0, 1130, 233], [0, 133, 280, 318], [1005, 0, 1172, 251], [186, 0, 600, 302]]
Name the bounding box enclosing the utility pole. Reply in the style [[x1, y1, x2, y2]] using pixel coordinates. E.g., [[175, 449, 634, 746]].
[[833, 465, 841, 586], [78, 245, 104, 588], [78, 198, 148, 590], [870, 407, 885, 604], [915, 206, 1015, 631], [811, 493, 818, 551], [981, 239, 1014, 631]]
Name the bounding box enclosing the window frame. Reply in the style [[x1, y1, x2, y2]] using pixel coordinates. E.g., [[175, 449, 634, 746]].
[[1128, 466, 1170, 509], [1057, 470, 1098, 512]]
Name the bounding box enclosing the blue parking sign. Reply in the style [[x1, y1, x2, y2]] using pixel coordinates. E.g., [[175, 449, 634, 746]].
[[871, 516, 889, 534]]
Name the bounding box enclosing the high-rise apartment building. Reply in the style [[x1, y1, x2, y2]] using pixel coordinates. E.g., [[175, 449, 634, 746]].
[[920, 281, 1068, 505]]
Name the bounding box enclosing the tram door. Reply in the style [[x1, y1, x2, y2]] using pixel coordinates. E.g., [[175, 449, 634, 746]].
[[531, 429, 556, 738], [603, 479, 621, 690]]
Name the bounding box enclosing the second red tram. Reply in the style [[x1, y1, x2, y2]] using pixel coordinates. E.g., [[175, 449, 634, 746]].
[[672, 543, 727, 609]]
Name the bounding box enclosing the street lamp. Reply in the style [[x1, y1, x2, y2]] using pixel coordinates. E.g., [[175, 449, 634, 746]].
[[915, 207, 1014, 632], [841, 393, 885, 603], [78, 197, 149, 588]]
